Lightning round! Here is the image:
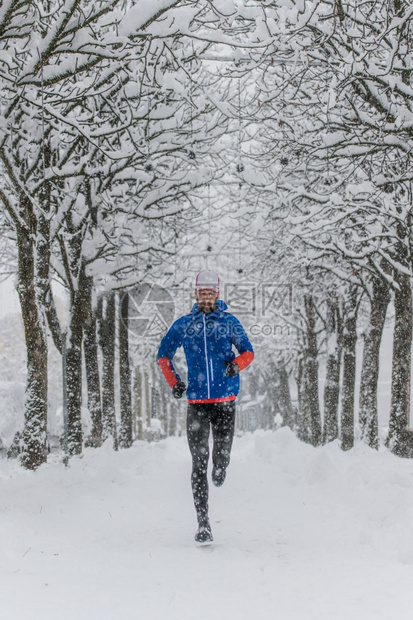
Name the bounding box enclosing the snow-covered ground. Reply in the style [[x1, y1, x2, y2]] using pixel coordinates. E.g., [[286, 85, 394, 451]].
[[2, 428, 413, 620]]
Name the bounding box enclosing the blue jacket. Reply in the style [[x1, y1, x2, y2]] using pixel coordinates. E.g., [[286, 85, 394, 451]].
[[158, 300, 254, 402]]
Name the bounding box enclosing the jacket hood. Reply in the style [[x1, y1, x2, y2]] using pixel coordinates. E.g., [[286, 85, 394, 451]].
[[191, 298, 228, 317]]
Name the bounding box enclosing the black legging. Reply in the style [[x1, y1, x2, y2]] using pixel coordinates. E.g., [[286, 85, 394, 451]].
[[186, 401, 236, 524]]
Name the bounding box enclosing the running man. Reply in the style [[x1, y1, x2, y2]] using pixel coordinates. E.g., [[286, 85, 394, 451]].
[[158, 270, 254, 543]]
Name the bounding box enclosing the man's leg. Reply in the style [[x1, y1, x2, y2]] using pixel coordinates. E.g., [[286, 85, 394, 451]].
[[186, 403, 211, 526], [211, 401, 236, 487]]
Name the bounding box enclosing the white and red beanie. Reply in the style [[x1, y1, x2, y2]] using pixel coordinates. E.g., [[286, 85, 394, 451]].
[[195, 270, 220, 293]]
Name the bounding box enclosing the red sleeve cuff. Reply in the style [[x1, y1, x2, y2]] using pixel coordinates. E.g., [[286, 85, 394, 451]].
[[158, 357, 178, 388], [233, 350, 254, 371]]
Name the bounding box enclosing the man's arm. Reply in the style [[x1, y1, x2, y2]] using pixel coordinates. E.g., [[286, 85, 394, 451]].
[[233, 349, 254, 370], [158, 357, 179, 388], [230, 318, 254, 371], [157, 320, 183, 388]]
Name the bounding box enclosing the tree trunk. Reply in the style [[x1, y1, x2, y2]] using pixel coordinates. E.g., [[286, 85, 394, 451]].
[[144, 371, 151, 433], [387, 270, 412, 455], [340, 286, 358, 451], [299, 294, 321, 446], [323, 295, 342, 444], [159, 381, 168, 438], [278, 366, 293, 417], [84, 277, 103, 448], [59, 214, 93, 457], [169, 399, 178, 437], [359, 274, 390, 449], [295, 355, 308, 442], [65, 264, 90, 456], [274, 360, 295, 429], [65, 316, 83, 455], [264, 361, 278, 428], [18, 218, 49, 469], [98, 292, 118, 449], [133, 366, 143, 440], [119, 292, 133, 448]]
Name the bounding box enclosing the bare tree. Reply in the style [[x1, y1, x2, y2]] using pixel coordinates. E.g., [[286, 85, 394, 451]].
[[119, 291, 133, 449]]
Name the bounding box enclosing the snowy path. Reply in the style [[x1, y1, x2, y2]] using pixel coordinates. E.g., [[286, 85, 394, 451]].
[[2, 428, 413, 620]]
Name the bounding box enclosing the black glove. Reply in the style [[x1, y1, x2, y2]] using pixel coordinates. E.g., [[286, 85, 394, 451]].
[[172, 380, 186, 399], [225, 361, 240, 377]]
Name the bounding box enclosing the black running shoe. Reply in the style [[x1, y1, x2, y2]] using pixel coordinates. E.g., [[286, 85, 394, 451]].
[[212, 466, 226, 487], [195, 520, 213, 543]]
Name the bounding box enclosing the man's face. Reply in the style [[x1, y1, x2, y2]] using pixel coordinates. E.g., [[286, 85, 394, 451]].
[[195, 289, 219, 314]]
